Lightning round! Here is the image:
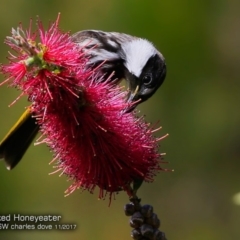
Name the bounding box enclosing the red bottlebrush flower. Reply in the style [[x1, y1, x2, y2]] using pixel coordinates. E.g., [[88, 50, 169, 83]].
[[0, 14, 167, 199]]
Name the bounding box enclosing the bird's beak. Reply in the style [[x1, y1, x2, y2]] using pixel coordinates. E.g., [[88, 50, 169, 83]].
[[125, 84, 141, 113], [122, 72, 142, 113], [124, 91, 141, 113]]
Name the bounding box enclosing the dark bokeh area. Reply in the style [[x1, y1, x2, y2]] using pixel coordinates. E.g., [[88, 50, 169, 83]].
[[0, 1, 240, 239]]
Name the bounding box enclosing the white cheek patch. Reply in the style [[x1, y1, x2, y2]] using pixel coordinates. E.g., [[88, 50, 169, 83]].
[[121, 39, 156, 77]]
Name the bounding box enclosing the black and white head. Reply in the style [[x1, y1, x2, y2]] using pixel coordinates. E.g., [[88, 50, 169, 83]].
[[71, 30, 166, 111]]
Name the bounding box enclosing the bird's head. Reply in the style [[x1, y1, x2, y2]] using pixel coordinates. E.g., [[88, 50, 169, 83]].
[[121, 39, 166, 112]]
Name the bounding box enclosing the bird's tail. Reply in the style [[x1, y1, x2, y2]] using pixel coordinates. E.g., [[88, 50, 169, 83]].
[[0, 108, 39, 170]]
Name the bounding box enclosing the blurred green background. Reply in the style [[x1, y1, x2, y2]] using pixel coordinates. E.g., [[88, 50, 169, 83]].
[[0, 0, 240, 239]]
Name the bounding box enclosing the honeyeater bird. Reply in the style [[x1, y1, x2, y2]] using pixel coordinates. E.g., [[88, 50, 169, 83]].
[[0, 30, 166, 170]]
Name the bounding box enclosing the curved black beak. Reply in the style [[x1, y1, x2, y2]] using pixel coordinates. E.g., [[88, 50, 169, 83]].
[[122, 71, 142, 113], [124, 85, 141, 113]]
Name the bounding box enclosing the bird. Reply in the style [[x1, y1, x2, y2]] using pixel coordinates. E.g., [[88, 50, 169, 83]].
[[0, 30, 166, 170]]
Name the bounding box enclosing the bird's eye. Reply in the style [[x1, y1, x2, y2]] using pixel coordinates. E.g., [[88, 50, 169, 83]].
[[142, 74, 152, 85]]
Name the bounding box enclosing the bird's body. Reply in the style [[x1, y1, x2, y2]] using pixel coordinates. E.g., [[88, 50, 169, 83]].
[[72, 30, 166, 105], [0, 30, 166, 170]]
